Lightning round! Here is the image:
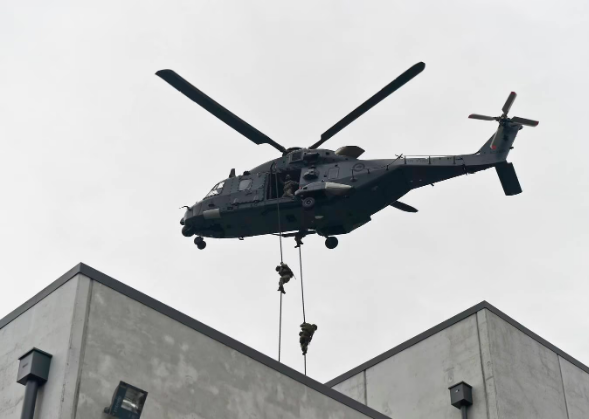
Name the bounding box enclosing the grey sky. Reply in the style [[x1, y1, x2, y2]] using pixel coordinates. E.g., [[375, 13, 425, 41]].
[[1, 0, 588, 383]]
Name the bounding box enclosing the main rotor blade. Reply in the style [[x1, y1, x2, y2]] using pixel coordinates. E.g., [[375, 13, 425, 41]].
[[502, 92, 517, 115], [309, 62, 426, 150], [511, 116, 539, 127], [469, 114, 497, 121], [390, 201, 418, 213], [156, 70, 286, 153]]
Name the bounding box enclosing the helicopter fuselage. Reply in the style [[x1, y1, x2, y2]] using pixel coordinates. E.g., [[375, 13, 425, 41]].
[[157, 66, 536, 249], [180, 141, 505, 240]]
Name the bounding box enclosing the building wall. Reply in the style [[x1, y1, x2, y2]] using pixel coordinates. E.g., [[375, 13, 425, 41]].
[[485, 310, 573, 419], [0, 275, 91, 419], [333, 371, 366, 405], [333, 314, 489, 419], [74, 281, 378, 419], [331, 309, 589, 419], [560, 357, 589, 419]]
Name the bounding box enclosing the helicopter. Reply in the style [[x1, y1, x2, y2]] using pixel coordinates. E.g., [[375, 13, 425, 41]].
[[156, 62, 538, 250]]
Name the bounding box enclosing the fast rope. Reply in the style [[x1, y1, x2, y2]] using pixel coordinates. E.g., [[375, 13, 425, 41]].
[[298, 244, 308, 375], [298, 245, 306, 323], [274, 164, 284, 362], [272, 164, 311, 376]]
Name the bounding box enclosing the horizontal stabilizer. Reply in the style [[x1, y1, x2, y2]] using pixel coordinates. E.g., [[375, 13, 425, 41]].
[[495, 162, 522, 196], [390, 201, 418, 213]]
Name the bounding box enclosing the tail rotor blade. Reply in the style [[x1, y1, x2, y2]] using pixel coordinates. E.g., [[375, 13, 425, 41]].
[[156, 69, 286, 153], [309, 62, 426, 150], [469, 114, 497, 121], [511, 116, 539, 127], [502, 92, 517, 115]]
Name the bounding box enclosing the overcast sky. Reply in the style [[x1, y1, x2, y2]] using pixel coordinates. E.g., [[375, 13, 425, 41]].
[[1, 0, 588, 383]]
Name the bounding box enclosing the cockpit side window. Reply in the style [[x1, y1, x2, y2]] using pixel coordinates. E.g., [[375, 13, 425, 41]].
[[205, 181, 225, 198], [238, 179, 252, 191]]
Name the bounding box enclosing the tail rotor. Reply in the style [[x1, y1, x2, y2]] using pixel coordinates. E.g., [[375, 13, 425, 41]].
[[469, 91, 539, 127], [469, 92, 539, 150]]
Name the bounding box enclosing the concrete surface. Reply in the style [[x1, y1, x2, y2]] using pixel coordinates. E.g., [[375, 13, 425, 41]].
[[332, 371, 366, 405], [560, 356, 589, 419], [363, 314, 487, 419], [332, 308, 589, 419], [475, 309, 499, 419], [485, 310, 568, 419], [74, 281, 378, 419], [0, 275, 91, 419]]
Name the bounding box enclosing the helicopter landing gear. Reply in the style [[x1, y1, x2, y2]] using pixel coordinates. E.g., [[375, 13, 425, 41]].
[[182, 225, 195, 237], [194, 236, 207, 250], [302, 196, 315, 210], [325, 236, 338, 249]]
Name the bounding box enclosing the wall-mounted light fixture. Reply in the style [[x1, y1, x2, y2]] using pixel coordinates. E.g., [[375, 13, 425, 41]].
[[448, 381, 473, 419], [104, 381, 148, 419], [17, 348, 53, 419]]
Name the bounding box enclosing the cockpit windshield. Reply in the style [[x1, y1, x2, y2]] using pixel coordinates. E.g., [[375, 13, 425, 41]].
[[205, 181, 225, 198]]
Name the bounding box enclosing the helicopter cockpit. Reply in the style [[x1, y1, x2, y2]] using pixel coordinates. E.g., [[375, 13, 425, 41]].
[[205, 181, 225, 199]]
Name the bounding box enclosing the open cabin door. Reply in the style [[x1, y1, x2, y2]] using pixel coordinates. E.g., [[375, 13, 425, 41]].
[[267, 169, 303, 200]]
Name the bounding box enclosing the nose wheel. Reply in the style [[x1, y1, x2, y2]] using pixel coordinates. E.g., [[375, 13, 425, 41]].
[[325, 237, 338, 249], [194, 236, 207, 250]]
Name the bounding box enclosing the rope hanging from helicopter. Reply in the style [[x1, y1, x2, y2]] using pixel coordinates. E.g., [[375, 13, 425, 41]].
[[298, 244, 308, 375], [273, 163, 285, 363], [273, 163, 314, 376]]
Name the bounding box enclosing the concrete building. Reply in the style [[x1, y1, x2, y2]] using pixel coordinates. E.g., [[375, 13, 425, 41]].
[[327, 303, 589, 419], [1, 263, 588, 419]]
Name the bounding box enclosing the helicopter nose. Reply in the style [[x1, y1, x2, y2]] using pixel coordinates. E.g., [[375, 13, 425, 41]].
[[180, 205, 195, 225], [182, 202, 205, 224]]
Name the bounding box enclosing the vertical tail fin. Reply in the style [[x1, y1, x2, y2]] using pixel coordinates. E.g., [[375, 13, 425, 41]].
[[495, 162, 522, 196]]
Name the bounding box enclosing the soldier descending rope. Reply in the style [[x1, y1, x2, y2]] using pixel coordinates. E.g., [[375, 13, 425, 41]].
[[276, 262, 294, 294], [299, 322, 317, 355]]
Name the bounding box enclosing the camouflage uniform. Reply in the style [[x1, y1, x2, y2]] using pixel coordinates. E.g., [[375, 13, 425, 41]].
[[276, 262, 294, 294], [299, 322, 318, 355], [282, 175, 299, 198]]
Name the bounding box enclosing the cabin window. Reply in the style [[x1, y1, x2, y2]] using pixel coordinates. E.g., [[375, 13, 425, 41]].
[[205, 181, 225, 198], [239, 179, 252, 191], [328, 167, 339, 179]]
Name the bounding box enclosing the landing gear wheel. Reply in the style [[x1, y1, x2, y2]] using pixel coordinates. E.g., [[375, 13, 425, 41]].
[[325, 237, 338, 249], [302, 196, 315, 210], [194, 236, 206, 249], [182, 225, 195, 237]]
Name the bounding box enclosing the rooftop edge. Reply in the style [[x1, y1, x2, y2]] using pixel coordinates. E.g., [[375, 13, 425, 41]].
[[0, 263, 390, 419]]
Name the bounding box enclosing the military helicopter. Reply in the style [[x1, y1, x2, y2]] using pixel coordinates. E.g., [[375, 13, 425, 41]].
[[157, 62, 538, 250]]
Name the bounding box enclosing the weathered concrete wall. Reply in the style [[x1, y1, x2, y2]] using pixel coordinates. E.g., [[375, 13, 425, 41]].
[[485, 310, 569, 419], [332, 308, 589, 419], [0, 275, 91, 419], [75, 281, 378, 419], [560, 356, 589, 419], [332, 371, 366, 405], [333, 314, 488, 419]]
